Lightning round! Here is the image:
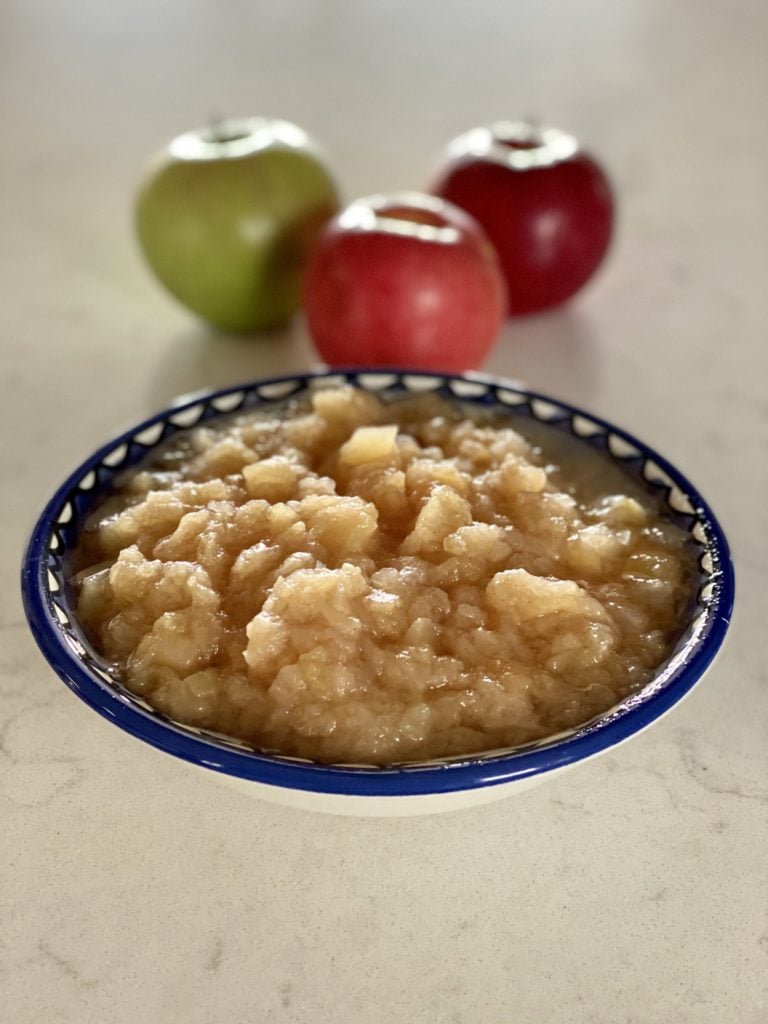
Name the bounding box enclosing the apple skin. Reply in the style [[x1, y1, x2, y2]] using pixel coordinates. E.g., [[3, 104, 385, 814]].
[[431, 122, 614, 316], [135, 118, 340, 332], [303, 192, 507, 372]]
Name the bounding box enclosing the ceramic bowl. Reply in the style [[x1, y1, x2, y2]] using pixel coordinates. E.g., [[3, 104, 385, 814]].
[[21, 369, 734, 816]]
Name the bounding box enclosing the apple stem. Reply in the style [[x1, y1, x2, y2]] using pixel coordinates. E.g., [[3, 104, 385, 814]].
[[209, 114, 227, 143]]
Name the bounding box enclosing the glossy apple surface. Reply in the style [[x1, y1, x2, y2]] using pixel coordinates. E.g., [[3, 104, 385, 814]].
[[135, 118, 339, 332], [303, 192, 507, 371], [431, 122, 614, 316]]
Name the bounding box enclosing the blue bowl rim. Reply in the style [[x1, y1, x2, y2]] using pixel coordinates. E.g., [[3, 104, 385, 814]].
[[21, 368, 735, 798]]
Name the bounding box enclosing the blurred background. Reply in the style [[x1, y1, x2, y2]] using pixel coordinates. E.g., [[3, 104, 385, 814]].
[[4, 0, 764, 570], [3, 1, 763, 418], [2, 3, 766, 1022]]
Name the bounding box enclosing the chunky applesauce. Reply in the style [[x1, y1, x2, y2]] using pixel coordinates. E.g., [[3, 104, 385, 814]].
[[74, 385, 696, 764]]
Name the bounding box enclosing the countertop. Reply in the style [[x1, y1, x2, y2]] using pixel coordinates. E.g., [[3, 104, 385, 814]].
[[2, 2, 766, 1022]]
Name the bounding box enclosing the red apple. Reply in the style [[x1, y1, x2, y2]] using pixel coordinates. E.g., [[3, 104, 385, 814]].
[[430, 122, 614, 316], [303, 192, 507, 371]]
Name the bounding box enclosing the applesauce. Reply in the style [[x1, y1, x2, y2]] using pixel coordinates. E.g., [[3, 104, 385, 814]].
[[73, 385, 697, 764]]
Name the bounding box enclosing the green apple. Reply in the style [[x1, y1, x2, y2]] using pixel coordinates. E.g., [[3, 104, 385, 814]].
[[135, 118, 340, 332]]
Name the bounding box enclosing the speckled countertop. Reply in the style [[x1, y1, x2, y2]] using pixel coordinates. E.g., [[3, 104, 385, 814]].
[[2, 2, 766, 1022]]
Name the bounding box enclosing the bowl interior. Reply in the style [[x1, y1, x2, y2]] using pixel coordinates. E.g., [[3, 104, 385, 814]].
[[23, 369, 734, 791]]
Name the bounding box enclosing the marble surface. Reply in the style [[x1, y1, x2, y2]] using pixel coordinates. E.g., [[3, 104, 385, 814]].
[[2, 2, 766, 1021]]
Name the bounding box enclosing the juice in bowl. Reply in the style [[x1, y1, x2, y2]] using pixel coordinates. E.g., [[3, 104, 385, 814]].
[[22, 370, 734, 815]]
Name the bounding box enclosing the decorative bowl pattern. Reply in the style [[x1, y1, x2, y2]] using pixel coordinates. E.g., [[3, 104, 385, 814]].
[[21, 370, 734, 815]]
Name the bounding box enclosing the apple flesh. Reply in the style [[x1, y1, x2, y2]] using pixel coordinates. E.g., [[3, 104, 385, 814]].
[[135, 118, 340, 332], [431, 122, 614, 316], [303, 192, 507, 371]]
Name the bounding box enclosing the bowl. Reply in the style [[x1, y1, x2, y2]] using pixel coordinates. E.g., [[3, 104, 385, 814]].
[[21, 369, 734, 816]]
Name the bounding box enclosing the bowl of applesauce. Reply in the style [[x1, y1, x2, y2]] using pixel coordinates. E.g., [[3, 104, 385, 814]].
[[22, 370, 734, 815]]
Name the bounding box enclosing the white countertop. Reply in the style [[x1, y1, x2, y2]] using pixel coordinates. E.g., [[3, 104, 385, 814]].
[[2, 2, 766, 1021]]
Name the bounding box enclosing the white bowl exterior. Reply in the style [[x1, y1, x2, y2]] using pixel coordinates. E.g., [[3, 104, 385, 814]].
[[199, 763, 572, 816]]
